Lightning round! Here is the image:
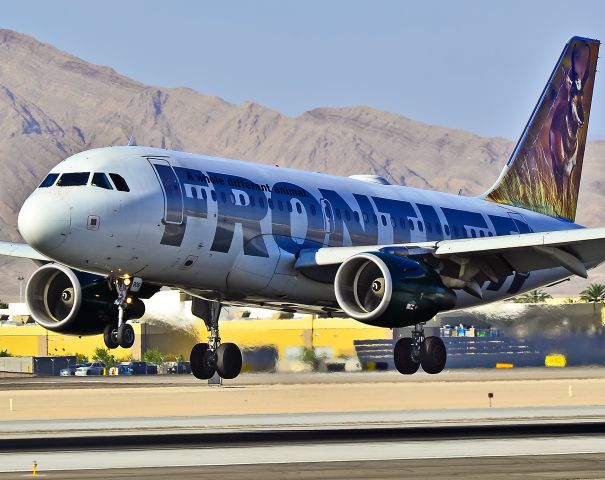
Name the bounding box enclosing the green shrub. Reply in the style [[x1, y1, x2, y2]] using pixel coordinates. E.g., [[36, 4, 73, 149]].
[[92, 347, 116, 368], [142, 348, 163, 365]]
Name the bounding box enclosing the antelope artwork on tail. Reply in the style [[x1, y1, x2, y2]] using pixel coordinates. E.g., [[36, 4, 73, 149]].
[[549, 43, 591, 192]]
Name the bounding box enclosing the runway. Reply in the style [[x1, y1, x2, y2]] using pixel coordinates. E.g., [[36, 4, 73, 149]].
[[1, 456, 602, 480], [3, 369, 605, 478]]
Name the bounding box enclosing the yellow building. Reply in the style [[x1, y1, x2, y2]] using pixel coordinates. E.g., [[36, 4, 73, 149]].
[[0, 323, 201, 361], [0, 317, 390, 363]]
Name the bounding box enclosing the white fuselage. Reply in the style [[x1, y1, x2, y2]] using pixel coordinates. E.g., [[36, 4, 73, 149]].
[[17, 146, 582, 315]]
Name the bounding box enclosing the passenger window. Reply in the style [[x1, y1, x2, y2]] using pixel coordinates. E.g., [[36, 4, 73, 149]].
[[57, 172, 90, 187], [109, 173, 130, 192], [479, 230, 485, 237], [444, 224, 450, 236], [239, 194, 245, 205], [381, 215, 387, 227], [268, 199, 274, 210], [418, 221, 424, 232], [287, 202, 292, 213], [345, 210, 351, 221], [259, 197, 265, 209], [390, 216, 395, 228], [230, 193, 236, 204], [408, 219, 414, 230], [296, 203, 302, 214], [436, 224, 442, 235], [39, 173, 59, 188], [201, 190, 207, 200], [372, 214, 378, 225], [336, 209, 342, 220], [278, 200, 284, 211], [471, 230, 477, 238], [400, 218, 406, 229], [211, 190, 217, 201], [362, 212, 369, 223], [191, 189, 198, 199], [353, 211, 360, 222], [91, 173, 113, 190]]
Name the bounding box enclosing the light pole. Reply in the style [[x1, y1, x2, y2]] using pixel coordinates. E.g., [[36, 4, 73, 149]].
[[16, 275, 24, 304]]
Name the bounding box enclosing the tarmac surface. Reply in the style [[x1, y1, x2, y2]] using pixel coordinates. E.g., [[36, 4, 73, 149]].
[[2, 368, 605, 478], [2, 426, 605, 478]]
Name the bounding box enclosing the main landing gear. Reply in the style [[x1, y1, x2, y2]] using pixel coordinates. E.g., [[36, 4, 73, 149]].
[[190, 300, 242, 380], [103, 277, 137, 350], [394, 323, 446, 375]]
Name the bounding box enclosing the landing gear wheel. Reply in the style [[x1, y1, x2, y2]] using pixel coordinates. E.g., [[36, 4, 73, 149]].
[[394, 338, 420, 375], [420, 336, 447, 374], [216, 343, 243, 379], [103, 324, 119, 349], [190, 343, 217, 380], [117, 323, 135, 348]]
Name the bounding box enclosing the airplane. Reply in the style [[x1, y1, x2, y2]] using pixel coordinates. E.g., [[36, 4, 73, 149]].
[[3, 36, 602, 379]]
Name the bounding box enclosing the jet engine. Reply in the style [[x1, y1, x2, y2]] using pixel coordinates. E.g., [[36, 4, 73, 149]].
[[334, 252, 456, 327], [25, 263, 146, 335]]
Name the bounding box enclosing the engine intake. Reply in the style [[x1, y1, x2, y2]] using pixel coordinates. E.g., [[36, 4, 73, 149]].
[[334, 252, 455, 327]]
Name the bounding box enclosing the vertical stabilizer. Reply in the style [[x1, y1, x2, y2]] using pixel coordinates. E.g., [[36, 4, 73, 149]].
[[484, 37, 599, 221]]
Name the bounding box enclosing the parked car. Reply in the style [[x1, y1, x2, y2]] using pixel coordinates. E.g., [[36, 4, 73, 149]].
[[114, 361, 157, 375], [74, 362, 106, 376], [167, 361, 191, 374], [59, 363, 90, 376]]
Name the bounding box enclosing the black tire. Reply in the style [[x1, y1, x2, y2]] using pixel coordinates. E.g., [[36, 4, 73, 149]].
[[393, 338, 420, 375], [103, 324, 119, 349], [117, 323, 135, 348], [190, 343, 216, 380], [420, 336, 447, 374], [216, 343, 243, 379]]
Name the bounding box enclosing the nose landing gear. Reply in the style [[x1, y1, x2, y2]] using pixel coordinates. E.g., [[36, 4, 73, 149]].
[[394, 323, 446, 375], [190, 300, 243, 380], [102, 276, 140, 350]]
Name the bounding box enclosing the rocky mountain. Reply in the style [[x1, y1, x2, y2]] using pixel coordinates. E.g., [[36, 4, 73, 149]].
[[0, 29, 603, 299]]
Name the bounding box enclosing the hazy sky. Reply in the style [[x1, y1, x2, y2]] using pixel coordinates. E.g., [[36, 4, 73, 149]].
[[3, 0, 605, 139]]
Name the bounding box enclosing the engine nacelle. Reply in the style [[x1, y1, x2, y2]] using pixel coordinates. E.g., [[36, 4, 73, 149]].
[[334, 252, 456, 328], [25, 264, 146, 335]]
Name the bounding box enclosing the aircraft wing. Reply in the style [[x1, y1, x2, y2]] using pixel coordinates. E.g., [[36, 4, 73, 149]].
[[0, 241, 51, 262], [295, 227, 605, 296]]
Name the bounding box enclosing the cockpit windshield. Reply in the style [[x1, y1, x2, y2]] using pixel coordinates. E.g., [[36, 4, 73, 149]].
[[56, 172, 90, 187], [109, 173, 130, 192], [91, 173, 113, 190], [39, 173, 59, 188]]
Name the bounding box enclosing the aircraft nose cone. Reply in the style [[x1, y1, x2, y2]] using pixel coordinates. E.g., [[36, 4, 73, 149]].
[[18, 194, 71, 253]]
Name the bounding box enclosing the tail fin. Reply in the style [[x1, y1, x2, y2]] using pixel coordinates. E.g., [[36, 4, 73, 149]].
[[484, 36, 600, 221]]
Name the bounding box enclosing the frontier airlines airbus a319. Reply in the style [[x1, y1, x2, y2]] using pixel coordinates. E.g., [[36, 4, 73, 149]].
[[5, 37, 603, 379]]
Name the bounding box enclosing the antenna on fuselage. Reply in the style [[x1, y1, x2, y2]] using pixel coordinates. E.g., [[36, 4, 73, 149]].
[[127, 131, 137, 147]]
